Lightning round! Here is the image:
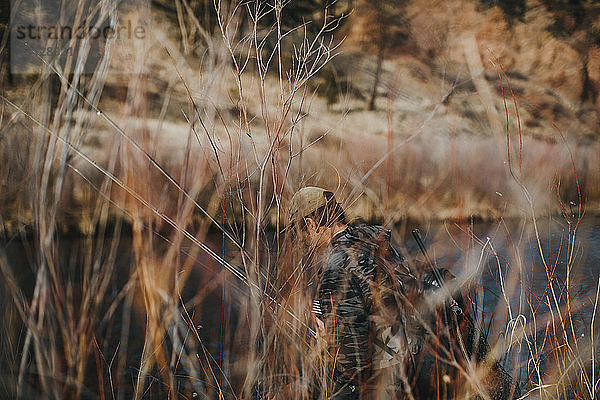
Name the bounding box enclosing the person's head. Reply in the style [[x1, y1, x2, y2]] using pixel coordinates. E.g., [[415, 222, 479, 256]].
[[288, 187, 347, 248]]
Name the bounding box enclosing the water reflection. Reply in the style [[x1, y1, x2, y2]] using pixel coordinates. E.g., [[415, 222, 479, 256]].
[[1, 215, 598, 397]]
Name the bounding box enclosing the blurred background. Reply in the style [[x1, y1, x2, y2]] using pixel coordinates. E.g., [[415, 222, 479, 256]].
[[1, 0, 599, 226]]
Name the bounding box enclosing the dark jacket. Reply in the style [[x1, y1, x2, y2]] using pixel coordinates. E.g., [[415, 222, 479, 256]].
[[315, 224, 418, 398], [313, 224, 519, 400]]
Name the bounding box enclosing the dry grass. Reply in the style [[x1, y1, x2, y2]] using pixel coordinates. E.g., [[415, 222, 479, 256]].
[[0, 1, 599, 399]]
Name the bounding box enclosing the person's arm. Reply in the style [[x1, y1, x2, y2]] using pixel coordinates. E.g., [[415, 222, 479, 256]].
[[319, 248, 372, 384], [380, 240, 425, 355]]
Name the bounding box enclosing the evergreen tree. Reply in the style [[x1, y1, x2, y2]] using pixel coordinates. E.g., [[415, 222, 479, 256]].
[[352, 0, 409, 110]]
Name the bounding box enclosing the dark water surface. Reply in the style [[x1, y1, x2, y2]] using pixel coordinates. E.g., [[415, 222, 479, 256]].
[[399, 215, 600, 394], [1, 215, 599, 398]]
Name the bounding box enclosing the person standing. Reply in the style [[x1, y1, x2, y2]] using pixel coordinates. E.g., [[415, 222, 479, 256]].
[[288, 187, 422, 399], [287, 186, 518, 400]]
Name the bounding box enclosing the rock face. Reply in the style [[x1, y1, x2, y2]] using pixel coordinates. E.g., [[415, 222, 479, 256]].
[[342, 0, 600, 134], [314, 0, 599, 221]]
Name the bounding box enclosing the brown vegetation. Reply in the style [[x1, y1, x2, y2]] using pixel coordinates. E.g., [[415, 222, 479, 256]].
[[0, 0, 598, 399]]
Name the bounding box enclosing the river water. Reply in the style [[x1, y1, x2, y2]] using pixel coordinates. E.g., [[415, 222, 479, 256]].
[[1, 214, 599, 398]]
